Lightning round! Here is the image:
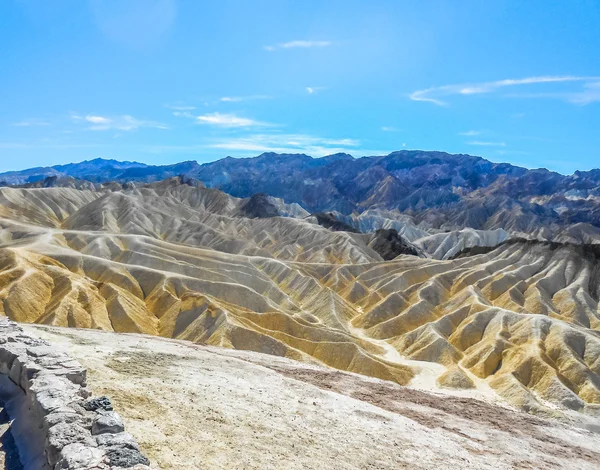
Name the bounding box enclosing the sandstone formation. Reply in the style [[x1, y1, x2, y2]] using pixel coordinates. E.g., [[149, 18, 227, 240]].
[[0, 183, 599, 416]]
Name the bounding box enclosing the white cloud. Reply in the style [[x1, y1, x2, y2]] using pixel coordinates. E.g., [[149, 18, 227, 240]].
[[459, 130, 481, 136], [165, 104, 196, 111], [567, 80, 600, 105], [306, 86, 326, 95], [220, 95, 271, 102], [196, 112, 270, 128], [468, 141, 506, 147], [410, 75, 600, 106], [85, 115, 111, 124], [172, 111, 194, 118], [72, 114, 167, 131], [381, 126, 402, 132], [209, 133, 359, 156], [264, 40, 332, 51]]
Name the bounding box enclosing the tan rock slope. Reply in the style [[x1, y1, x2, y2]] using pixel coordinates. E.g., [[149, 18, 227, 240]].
[[0, 182, 599, 416]]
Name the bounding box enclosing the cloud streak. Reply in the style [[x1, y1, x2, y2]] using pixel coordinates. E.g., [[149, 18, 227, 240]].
[[71, 114, 168, 131], [410, 75, 600, 106], [264, 40, 332, 51], [468, 141, 506, 147], [196, 112, 271, 128], [306, 86, 326, 95], [209, 133, 359, 156], [165, 105, 196, 111], [220, 95, 271, 102]]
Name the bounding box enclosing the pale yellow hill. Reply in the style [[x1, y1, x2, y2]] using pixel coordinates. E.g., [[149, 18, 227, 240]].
[[0, 183, 599, 416]]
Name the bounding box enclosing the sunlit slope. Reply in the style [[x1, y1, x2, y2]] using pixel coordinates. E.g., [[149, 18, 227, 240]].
[[0, 230, 413, 386], [0, 184, 599, 414], [0, 181, 378, 263]]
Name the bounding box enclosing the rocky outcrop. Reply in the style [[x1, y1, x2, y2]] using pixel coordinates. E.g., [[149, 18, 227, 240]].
[[310, 212, 359, 232], [0, 318, 151, 469], [367, 229, 422, 259], [236, 193, 280, 219]]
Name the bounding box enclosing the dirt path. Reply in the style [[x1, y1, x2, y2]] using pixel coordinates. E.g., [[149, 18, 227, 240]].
[[23, 324, 600, 470]]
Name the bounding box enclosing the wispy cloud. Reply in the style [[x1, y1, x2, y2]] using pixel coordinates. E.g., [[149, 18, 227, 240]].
[[85, 115, 110, 125], [13, 120, 50, 127], [569, 80, 600, 104], [509, 80, 600, 105], [172, 111, 194, 118], [496, 149, 529, 156], [264, 40, 332, 51], [410, 75, 600, 106], [220, 95, 271, 102], [165, 104, 196, 111], [196, 112, 271, 128], [209, 133, 359, 156], [468, 141, 506, 147], [381, 126, 402, 132], [306, 86, 326, 95], [459, 130, 481, 136], [165, 104, 196, 118], [71, 114, 168, 131]]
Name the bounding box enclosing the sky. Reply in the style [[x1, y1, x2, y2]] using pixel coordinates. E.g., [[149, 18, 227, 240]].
[[1, 0, 599, 174]]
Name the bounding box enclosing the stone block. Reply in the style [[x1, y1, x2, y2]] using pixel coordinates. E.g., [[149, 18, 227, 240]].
[[53, 443, 108, 469], [105, 446, 151, 468], [43, 411, 86, 432], [30, 375, 82, 416], [92, 411, 125, 435], [83, 396, 113, 412], [96, 432, 139, 451], [46, 422, 97, 466]]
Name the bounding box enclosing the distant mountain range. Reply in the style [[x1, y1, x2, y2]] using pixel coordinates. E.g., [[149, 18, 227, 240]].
[[3, 151, 600, 239]]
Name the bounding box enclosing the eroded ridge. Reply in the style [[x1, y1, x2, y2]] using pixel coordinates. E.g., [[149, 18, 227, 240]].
[[1, 184, 600, 414], [0, 318, 152, 469]]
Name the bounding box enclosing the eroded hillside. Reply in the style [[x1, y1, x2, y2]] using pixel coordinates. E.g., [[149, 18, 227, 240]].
[[0, 182, 599, 417]]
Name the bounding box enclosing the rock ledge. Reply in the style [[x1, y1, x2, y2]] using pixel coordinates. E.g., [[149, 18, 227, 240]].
[[0, 318, 153, 469]]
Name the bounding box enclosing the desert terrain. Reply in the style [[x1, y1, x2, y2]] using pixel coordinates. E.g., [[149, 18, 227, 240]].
[[0, 181, 598, 418], [25, 324, 600, 470]]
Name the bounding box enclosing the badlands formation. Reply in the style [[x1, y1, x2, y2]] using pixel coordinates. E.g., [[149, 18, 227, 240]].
[[0, 178, 599, 425]]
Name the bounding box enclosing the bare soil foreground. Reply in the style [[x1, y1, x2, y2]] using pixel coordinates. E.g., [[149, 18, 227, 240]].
[[23, 324, 600, 470]]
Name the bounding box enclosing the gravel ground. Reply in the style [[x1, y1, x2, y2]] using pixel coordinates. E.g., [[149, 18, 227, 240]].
[[23, 324, 600, 470]]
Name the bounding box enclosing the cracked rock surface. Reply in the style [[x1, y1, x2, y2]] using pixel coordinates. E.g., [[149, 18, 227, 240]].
[[0, 318, 153, 470]]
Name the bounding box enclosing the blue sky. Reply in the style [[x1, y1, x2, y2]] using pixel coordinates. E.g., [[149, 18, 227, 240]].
[[1, 0, 599, 174]]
